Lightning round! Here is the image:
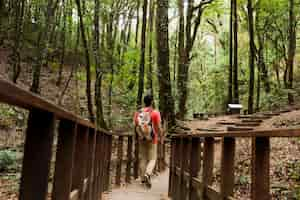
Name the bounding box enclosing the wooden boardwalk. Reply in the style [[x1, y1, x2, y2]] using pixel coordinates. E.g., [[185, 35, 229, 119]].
[[105, 170, 170, 200]]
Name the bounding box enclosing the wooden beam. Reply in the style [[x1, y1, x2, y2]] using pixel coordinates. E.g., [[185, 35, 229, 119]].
[[19, 109, 55, 200]]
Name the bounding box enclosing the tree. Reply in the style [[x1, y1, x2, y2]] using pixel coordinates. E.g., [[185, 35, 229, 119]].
[[247, 0, 255, 114], [75, 0, 95, 122], [136, 0, 148, 108], [287, 0, 296, 105], [228, 0, 233, 105], [232, 0, 239, 104], [147, 0, 155, 96], [177, 0, 214, 119], [156, 0, 176, 126], [94, 0, 107, 129]]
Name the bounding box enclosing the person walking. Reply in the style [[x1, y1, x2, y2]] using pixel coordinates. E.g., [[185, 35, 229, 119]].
[[134, 95, 163, 188]]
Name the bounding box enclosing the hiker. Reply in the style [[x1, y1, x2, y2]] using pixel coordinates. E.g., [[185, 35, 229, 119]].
[[134, 95, 163, 188]]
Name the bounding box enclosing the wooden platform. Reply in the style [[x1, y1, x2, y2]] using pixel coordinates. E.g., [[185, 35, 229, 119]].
[[105, 170, 170, 200]]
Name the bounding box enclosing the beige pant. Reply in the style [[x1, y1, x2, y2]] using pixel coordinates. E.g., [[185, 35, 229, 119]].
[[139, 139, 157, 178]]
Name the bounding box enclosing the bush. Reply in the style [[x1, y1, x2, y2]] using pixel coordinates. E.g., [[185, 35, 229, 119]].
[[0, 150, 17, 172]]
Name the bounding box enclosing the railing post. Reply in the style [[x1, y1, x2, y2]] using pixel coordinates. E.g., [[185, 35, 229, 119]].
[[52, 120, 77, 200], [71, 125, 89, 199], [180, 138, 191, 200], [134, 131, 139, 179], [168, 137, 176, 197], [174, 137, 184, 200], [251, 137, 270, 200], [19, 109, 55, 200], [92, 132, 102, 200], [202, 137, 215, 198], [104, 134, 113, 191], [220, 137, 236, 198], [126, 136, 133, 183], [189, 137, 202, 200], [85, 128, 96, 200], [116, 136, 124, 186]]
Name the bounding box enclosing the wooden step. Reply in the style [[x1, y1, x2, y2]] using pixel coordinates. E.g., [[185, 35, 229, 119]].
[[262, 112, 280, 117], [241, 119, 263, 123], [227, 126, 254, 131], [217, 121, 236, 125], [235, 122, 261, 127], [196, 128, 222, 132]]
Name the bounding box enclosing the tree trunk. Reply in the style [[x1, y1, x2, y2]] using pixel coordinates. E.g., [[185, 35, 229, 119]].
[[147, 0, 154, 96], [30, 0, 59, 93], [228, 0, 233, 104], [135, 0, 140, 45], [156, 0, 176, 126], [247, 0, 255, 114], [256, 65, 261, 112], [56, 0, 67, 87], [75, 0, 95, 122], [10, 0, 25, 83], [287, 0, 296, 105], [136, 0, 148, 108], [94, 0, 107, 129], [232, 0, 239, 103]]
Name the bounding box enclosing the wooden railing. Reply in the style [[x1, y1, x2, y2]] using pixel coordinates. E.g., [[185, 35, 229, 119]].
[[168, 129, 300, 200], [0, 79, 115, 200]]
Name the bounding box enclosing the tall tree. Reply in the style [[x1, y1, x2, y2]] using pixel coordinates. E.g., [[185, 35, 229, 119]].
[[136, 0, 148, 108], [30, 0, 59, 93], [287, 0, 296, 104], [232, 0, 239, 103], [228, 0, 233, 104], [147, 0, 155, 96], [156, 0, 176, 126], [10, 0, 25, 83], [75, 0, 95, 122], [247, 0, 255, 114], [177, 0, 214, 119], [94, 0, 107, 129]]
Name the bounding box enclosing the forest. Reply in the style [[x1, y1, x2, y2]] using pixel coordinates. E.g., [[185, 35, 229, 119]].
[[0, 0, 300, 199]]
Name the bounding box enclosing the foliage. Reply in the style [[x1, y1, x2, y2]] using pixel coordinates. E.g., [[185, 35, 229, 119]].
[[0, 150, 17, 172]]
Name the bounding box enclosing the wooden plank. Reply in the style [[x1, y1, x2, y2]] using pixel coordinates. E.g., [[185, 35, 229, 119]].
[[168, 138, 176, 197], [85, 128, 96, 200], [220, 137, 235, 198], [53, 120, 77, 200], [189, 138, 202, 200], [173, 127, 300, 138], [173, 138, 181, 200], [126, 136, 133, 183], [0, 79, 95, 129], [251, 137, 270, 200], [104, 134, 113, 191], [71, 125, 89, 199], [180, 138, 190, 200], [92, 133, 102, 200], [19, 109, 55, 200], [241, 119, 263, 123], [116, 136, 124, 186], [235, 122, 261, 127], [134, 131, 139, 179], [69, 190, 79, 200], [227, 126, 254, 131], [202, 137, 215, 199]]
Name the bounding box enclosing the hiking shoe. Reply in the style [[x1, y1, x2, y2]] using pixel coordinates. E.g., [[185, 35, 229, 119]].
[[144, 174, 152, 189]]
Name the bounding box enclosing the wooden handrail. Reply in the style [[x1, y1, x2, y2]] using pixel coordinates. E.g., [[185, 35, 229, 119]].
[[168, 127, 298, 200]]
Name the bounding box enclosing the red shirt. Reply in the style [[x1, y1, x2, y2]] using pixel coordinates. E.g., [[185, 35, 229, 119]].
[[134, 107, 161, 144]]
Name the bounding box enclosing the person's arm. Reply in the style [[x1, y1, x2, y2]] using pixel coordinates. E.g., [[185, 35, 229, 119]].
[[152, 111, 164, 143]]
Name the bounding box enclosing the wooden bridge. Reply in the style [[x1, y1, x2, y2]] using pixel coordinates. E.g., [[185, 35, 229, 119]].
[[1, 78, 300, 200]]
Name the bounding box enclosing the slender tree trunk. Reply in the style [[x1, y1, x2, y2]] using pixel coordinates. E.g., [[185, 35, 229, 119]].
[[232, 0, 239, 103], [147, 0, 154, 96], [247, 0, 255, 114], [56, 0, 67, 86], [136, 0, 148, 108], [156, 0, 176, 126], [94, 0, 107, 129], [135, 0, 140, 45], [30, 0, 59, 93], [256, 65, 261, 112], [228, 0, 233, 104], [75, 0, 95, 122], [287, 0, 296, 105], [10, 0, 25, 83]]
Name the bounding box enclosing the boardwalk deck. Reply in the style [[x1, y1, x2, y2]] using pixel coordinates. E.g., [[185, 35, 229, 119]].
[[105, 170, 169, 200]]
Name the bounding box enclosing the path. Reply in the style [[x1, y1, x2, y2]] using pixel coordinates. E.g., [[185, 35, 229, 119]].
[[106, 170, 170, 200]]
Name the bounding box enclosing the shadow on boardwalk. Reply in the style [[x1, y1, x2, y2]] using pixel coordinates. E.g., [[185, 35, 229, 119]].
[[104, 169, 170, 200]]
